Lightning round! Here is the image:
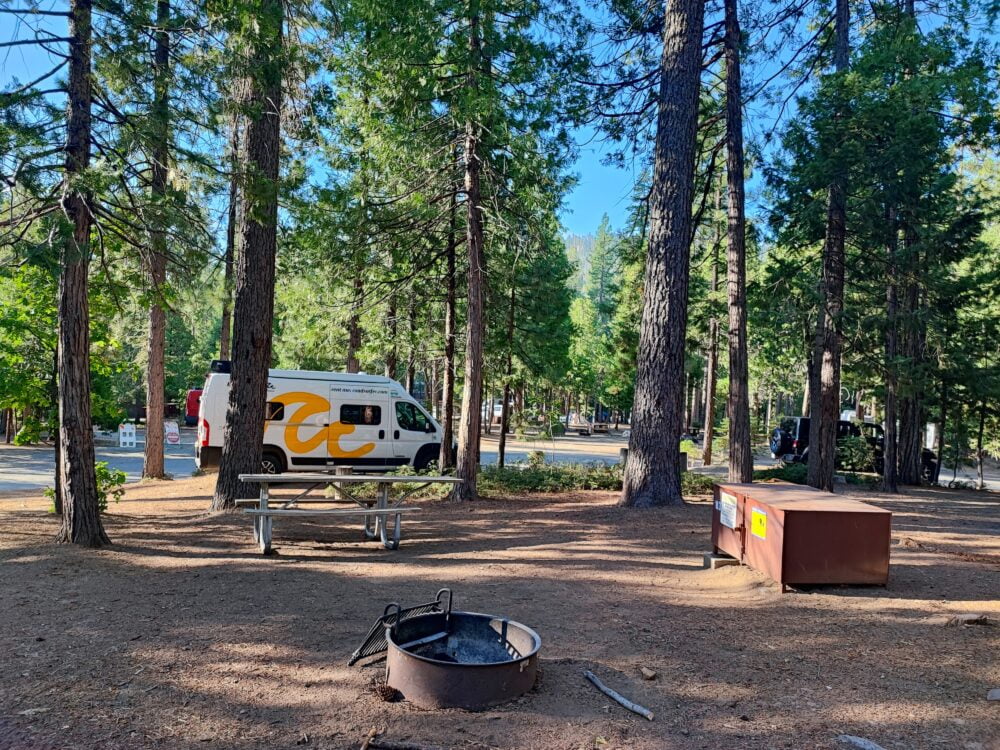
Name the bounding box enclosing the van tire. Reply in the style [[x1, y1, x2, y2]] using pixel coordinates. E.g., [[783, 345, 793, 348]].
[[412, 444, 440, 472], [261, 448, 285, 475]]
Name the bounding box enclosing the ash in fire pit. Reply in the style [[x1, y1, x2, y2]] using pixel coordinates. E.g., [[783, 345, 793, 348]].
[[351, 590, 541, 710]]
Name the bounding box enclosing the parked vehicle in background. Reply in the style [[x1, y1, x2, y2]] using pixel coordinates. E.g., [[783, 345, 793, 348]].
[[770, 416, 938, 481], [196, 361, 445, 474], [185, 389, 202, 426]]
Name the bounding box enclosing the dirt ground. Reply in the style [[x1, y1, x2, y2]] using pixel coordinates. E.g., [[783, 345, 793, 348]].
[[0, 477, 998, 750]]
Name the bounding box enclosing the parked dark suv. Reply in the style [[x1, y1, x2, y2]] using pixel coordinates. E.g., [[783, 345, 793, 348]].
[[770, 416, 938, 480]]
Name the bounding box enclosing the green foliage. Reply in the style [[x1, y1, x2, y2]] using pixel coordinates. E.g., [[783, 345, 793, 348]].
[[478, 463, 624, 494], [95, 462, 128, 512], [13, 417, 44, 446], [837, 434, 874, 472], [44, 461, 126, 513], [753, 463, 809, 484]]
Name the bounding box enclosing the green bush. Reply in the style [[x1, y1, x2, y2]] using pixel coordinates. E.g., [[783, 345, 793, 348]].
[[44, 460, 127, 513], [837, 434, 874, 472], [13, 417, 44, 446], [316, 463, 717, 500], [753, 462, 809, 484], [680, 471, 716, 496], [95, 462, 127, 511], [479, 462, 624, 494], [679, 439, 697, 456], [753, 461, 876, 488]]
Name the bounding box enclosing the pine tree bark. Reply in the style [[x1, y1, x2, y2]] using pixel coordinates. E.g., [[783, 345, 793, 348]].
[[897, 228, 923, 484], [212, 0, 283, 510], [405, 301, 416, 393], [57, 0, 108, 546], [724, 0, 752, 483], [453, 3, 485, 502], [498, 281, 516, 468], [438, 188, 458, 469], [975, 401, 986, 490], [882, 207, 899, 493], [807, 0, 849, 492], [702, 195, 721, 466], [347, 273, 362, 373], [934, 378, 946, 485], [49, 349, 62, 514], [385, 291, 397, 378], [619, 0, 705, 507], [220, 116, 240, 360], [143, 0, 170, 480]]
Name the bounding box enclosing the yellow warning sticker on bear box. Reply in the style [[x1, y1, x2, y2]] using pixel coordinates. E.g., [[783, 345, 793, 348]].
[[750, 508, 767, 539]]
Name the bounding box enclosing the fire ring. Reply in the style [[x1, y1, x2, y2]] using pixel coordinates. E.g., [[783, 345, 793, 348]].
[[385, 607, 541, 709]]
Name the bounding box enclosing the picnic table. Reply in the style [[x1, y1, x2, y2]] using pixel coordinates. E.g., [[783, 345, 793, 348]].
[[237, 473, 463, 554]]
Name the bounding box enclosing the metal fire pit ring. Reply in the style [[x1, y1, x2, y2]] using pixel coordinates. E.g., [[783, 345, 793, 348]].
[[385, 609, 541, 710]]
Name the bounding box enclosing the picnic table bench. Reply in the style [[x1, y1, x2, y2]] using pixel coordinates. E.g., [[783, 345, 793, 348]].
[[237, 473, 463, 554]]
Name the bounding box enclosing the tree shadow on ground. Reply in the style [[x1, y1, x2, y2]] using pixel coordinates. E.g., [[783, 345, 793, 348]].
[[0, 485, 997, 750]]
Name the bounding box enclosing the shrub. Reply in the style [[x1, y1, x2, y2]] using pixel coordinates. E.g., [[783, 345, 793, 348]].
[[754, 462, 809, 484], [44, 461, 127, 513], [478, 462, 624, 494], [13, 417, 44, 446], [837, 434, 874, 472], [754, 462, 876, 488], [681, 471, 716, 496]]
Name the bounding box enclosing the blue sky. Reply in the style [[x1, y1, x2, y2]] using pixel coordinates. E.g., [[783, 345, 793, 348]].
[[559, 126, 637, 237]]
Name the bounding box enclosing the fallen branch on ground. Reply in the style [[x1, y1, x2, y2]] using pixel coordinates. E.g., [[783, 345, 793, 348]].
[[583, 669, 654, 721]]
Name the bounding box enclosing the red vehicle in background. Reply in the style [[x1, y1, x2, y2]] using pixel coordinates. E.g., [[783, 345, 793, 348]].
[[185, 389, 202, 426]]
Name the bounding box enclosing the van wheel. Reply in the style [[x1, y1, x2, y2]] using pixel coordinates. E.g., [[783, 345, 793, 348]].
[[412, 445, 439, 472], [261, 449, 284, 475]]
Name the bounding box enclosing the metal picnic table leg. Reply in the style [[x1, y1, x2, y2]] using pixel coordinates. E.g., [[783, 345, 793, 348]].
[[363, 505, 377, 540], [259, 481, 272, 555], [376, 482, 400, 550]]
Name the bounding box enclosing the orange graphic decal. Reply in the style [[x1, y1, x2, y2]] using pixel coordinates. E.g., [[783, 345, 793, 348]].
[[268, 391, 375, 458]]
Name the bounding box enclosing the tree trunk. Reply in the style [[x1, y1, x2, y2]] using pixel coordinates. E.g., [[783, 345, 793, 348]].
[[143, 0, 170, 480], [57, 0, 108, 546], [385, 291, 397, 378], [807, 0, 849, 492], [935, 378, 946, 485], [50, 347, 62, 514], [975, 401, 986, 490], [620, 0, 705, 507], [897, 229, 923, 484], [3, 409, 11, 443], [724, 0, 752, 483], [882, 207, 899, 494], [220, 116, 240, 361], [438, 189, 458, 469], [802, 356, 812, 416], [405, 300, 416, 393], [453, 4, 485, 501], [702, 195, 721, 467], [212, 0, 283, 511], [498, 281, 516, 468], [346, 273, 362, 373]]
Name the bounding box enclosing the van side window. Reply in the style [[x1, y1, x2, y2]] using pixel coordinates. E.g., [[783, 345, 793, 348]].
[[341, 404, 381, 426], [265, 402, 285, 421], [395, 402, 430, 432]]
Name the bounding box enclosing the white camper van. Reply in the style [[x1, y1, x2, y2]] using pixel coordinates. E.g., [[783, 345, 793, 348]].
[[196, 361, 445, 473]]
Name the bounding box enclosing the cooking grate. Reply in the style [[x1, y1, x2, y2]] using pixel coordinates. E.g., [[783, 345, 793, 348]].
[[348, 588, 453, 666]]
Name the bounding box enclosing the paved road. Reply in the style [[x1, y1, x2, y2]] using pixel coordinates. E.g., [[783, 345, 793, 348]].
[[3, 429, 997, 492], [0, 430, 629, 493]]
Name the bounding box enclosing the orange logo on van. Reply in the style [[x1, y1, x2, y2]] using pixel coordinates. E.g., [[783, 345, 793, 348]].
[[267, 392, 375, 458]]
